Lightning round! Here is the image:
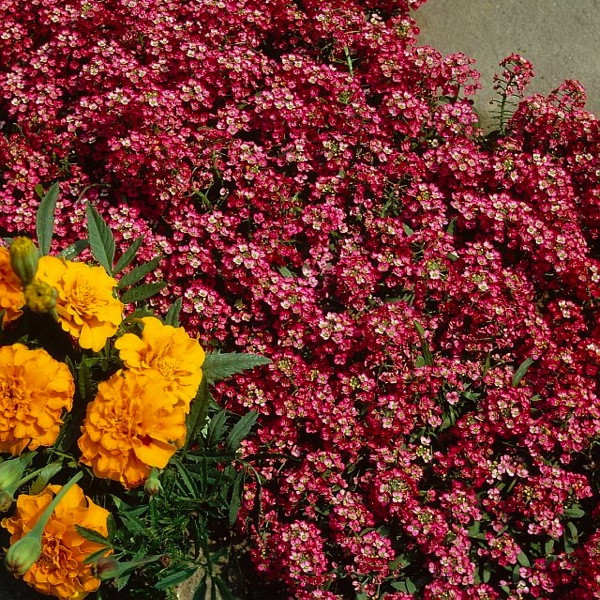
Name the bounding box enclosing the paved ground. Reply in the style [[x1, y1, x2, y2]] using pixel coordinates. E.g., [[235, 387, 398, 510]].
[[415, 0, 600, 128]]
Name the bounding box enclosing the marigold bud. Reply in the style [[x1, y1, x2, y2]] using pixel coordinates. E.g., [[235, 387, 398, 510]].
[[92, 556, 120, 580], [144, 469, 162, 496], [0, 491, 14, 512], [24, 280, 58, 314], [0, 459, 25, 492], [9, 237, 39, 286], [4, 531, 42, 576]]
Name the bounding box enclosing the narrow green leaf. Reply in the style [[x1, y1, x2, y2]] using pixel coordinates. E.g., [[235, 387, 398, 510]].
[[512, 357, 534, 387], [154, 567, 199, 590], [213, 577, 235, 600], [229, 470, 245, 526], [86, 203, 115, 274], [186, 377, 211, 447], [164, 297, 183, 327], [205, 410, 229, 448], [192, 578, 208, 600], [121, 281, 166, 304], [402, 223, 414, 236], [34, 184, 45, 199], [58, 239, 89, 260], [414, 321, 434, 366], [78, 360, 93, 401], [113, 236, 144, 274], [36, 182, 59, 255], [30, 461, 63, 495], [117, 255, 162, 289], [516, 551, 530, 567], [83, 547, 112, 565], [75, 525, 111, 547], [226, 411, 258, 452], [278, 266, 294, 278], [202, 352, 271, 384]]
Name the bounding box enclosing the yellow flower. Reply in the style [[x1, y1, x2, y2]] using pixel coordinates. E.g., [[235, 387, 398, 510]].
[[0, 344, 74, 455], [1, 483, 110, 599], [36, 256, 124, 352], [0, 247, 26, 325], [78, 370, 187, 488], [115, 316, 205, 409]]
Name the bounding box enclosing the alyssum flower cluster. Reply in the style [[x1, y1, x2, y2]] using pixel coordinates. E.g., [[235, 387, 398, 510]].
[[0, 0, 599, 597], [0, 190, 268, 599]]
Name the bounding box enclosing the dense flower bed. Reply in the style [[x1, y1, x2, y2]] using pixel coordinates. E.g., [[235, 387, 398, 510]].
[[1, 0, 599, 597]]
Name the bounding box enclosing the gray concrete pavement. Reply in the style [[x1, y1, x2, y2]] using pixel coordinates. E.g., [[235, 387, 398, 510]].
[[415, 0, 600, 128]]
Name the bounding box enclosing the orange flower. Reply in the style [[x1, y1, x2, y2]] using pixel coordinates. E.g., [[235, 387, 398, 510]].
[[0, 247, 26, 325], [115, 316, 205, 409], [78, 370, 187, 488], [36, 256, 124, 352], [0, 344, 74, 455], [1, 483, 110, 599]]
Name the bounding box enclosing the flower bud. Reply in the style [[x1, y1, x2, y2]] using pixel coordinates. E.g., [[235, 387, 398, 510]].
[[92, 556, 120, 580], [144, 468, 161, 496], [24, 280, 58, 314], [4, 532, 42, 576], [0, 459, 25, 492], [0, 491, 14, 512], [9, 237, 39, 286]]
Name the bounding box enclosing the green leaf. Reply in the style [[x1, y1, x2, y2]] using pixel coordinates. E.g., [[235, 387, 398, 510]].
[[83, 547, 112, 565], [226, 411, 258, 453], [186, 377, 211, 447], [278, 266, 294, 278], [516, 551, 530, 567], [192, 578, 208, 600], [75, 525, 112, 547], [34, 184, 45, 199], [58, 239, 89, 260], [121, 281, 167, 304], [30, 461, 63, 495], [564, 504, 585, 519], [86, 203, 115, 274], [202, 352, 271, 384], [117, 255, 162, 289], [414, 321, 434, 366], [512, 357, 534, 387], [78, 360, 93, 401], [164, 297, 183, 327], [402, 223, 414, 236], [213, 577, 235, 600], [205, 410, 228, 448], [229, 470, 245, 526], [36, 182, 59, 255], [154, 566, 199, 590], [113, 236, 144, 274]]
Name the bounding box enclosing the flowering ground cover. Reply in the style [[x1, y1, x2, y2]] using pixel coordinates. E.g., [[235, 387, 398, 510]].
[[1, 0, 600, 598]]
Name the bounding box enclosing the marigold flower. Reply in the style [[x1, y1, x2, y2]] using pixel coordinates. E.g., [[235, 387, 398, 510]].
[[115, 316, 205, 409], [1, 483, 110, 599], [0, 344, 74, 455], [36, 256, 124, 352], [78, 370, 187, 488], [0, 247, 26, 325]]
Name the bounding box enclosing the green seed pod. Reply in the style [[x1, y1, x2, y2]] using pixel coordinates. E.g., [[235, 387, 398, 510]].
[[9, 237, 39, 286], [92, 556, 120, 580], [0, 458, 25, 492], [4, 532, 42, 576], [0, 491, 14, 513], [144, 468, 162, 496]]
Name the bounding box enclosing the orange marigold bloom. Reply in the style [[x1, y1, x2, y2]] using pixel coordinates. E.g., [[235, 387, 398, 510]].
[[36, 256, 124, 352], [1, 483, 110, 599], [78, 370, 187, 488], [0, 246, 26, 325], [115, 316, 205, 409], [0, 344, 74, 455]]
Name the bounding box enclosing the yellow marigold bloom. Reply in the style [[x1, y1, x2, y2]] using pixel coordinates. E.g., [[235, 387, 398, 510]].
[[115, 316, 205, 410], [0, 247, 26, 325], [78, 370, 187, 488], [0, 344, 74, 455], [1, 483, 110, 599], [36, 256, 124, 352]]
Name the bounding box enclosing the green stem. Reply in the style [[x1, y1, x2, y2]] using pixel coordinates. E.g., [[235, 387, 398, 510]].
[[29, 471, 83, 538]]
